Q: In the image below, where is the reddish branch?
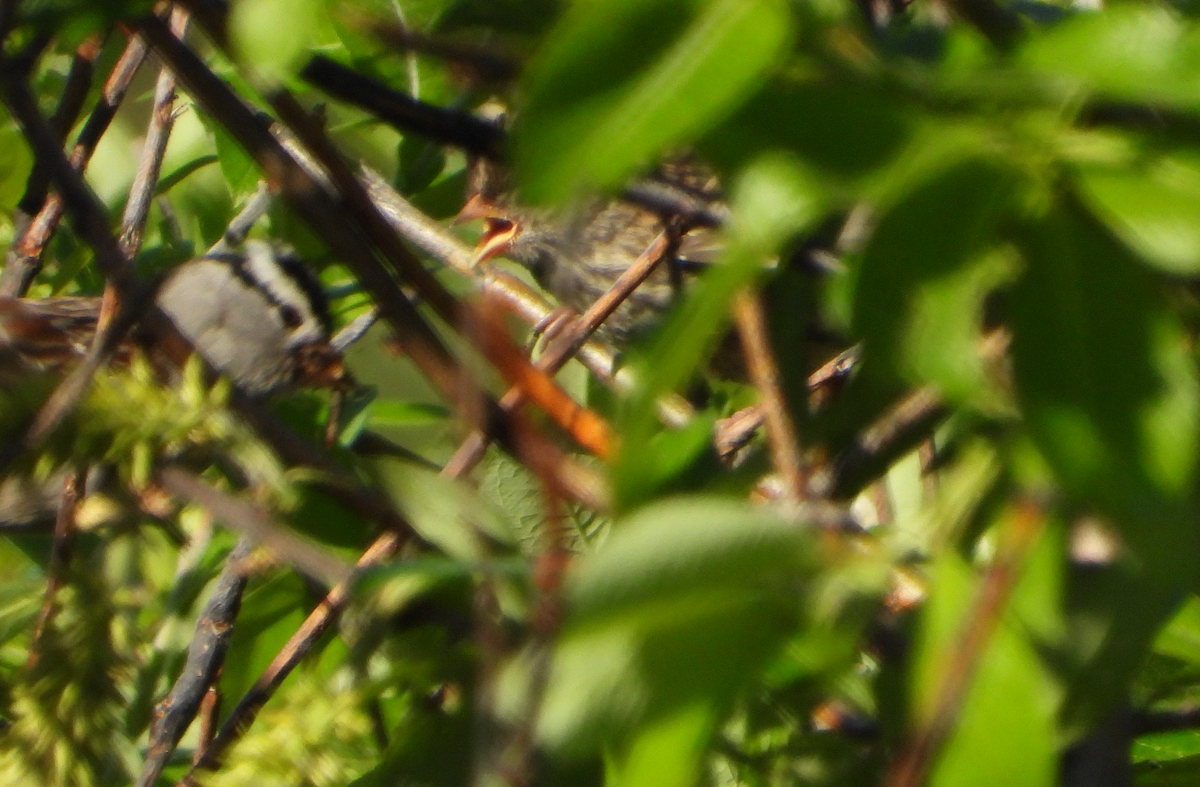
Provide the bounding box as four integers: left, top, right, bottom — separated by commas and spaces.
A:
883, 499, 1044, 787
732, 289, 806, 503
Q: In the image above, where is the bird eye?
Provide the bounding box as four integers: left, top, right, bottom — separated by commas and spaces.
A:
279, 304, 304, 328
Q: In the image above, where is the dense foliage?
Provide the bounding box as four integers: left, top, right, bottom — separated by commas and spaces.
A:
4, 0, 1200, 786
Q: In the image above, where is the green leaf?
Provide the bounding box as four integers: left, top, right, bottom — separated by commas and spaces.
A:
0, 121, 32, 213
1010, 201, 1200, 576
1135, 731, 1200, 766
520, 496, 811, 756
219, 571, 312, 713
514, 0, 793, 202
701, 81, 911, 181
1134, 752, 1200, 786
852, 158, 1018, 402
395, 135, 448, 196
1074, 151, 1200, 275
155, 153, 219, 196
1020, 5, 1200, 110
1155, 595, 1200, 666
205, 114, 261, 202
610, 702, 714, 787
369, 399, 452, 428
230, 0, 326, 83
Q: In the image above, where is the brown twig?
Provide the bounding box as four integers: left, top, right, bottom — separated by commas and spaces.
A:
821, 386, 948, 501
444, 230, 675, 478
193, 687, 221, 765
25, 469, 80, 670
1, 34, 103, 296
883, 498, 1044, 787
475, 293, 616, 459
267, 89, 460, 323
181, 529, 408, 783
732, 289, 806, 503
120, 6, 190, 260
136, 538, 254, 787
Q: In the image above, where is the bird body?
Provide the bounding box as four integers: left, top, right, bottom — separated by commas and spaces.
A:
464, 158, 725, 344
0, 241, 341, 395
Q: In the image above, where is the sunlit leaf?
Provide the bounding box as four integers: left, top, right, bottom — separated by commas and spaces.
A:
1075, 151, 1200, 274
514, 0, 793, 202
230, 0, 326, 83
1020, 5, 1200, 109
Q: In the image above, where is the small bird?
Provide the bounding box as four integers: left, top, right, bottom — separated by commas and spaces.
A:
0, 241, 344, 395
458, 157, 727, 345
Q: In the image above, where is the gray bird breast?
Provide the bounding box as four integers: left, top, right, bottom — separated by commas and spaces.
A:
156, 257, 300, 395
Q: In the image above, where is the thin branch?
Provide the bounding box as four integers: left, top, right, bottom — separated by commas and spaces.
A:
159, 467, 354, 586
120, 6, 190, 260
1, 33, 103, 296
215, 181, 271, 249
883, 498, 1044, 787
193, 687, 221, 765
182, 529, 408, 782
136, 539, 254, 787
1, 29, 146, 295
268, 89, 460, 323
25, 469, 79, 670
732, 289, 806, 504
299, 54, 505, 159
445, 229, 675, 478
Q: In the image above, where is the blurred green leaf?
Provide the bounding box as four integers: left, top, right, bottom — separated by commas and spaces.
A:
614, 153, 823, 507
1135, 730, 1200, 765
1157, 595, 1200, 666
230, 0, 326, 83
1020, 5, 1200, 110
1010, 201, 1200, 575
514, 0, 793, 202
853, 158, 1019, 403
1134, 752, 1200, 786
0, 122, 32, 213
395, 134, 448, 195
369, 399, 452, 428
1075, 151, 1200, 275
205, 115, 261, 202
701, 81, 911, 181
521, 496, 811, 759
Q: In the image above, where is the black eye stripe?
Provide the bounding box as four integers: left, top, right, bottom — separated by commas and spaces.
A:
201, 249, 330, 335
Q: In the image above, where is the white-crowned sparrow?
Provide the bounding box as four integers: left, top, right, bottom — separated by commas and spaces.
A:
0, 241, 343, 395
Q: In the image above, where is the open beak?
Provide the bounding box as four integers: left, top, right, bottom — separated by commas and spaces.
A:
455, 194, 522, 267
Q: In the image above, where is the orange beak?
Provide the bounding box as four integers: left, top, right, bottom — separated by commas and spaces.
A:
455, 194, 522, 267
